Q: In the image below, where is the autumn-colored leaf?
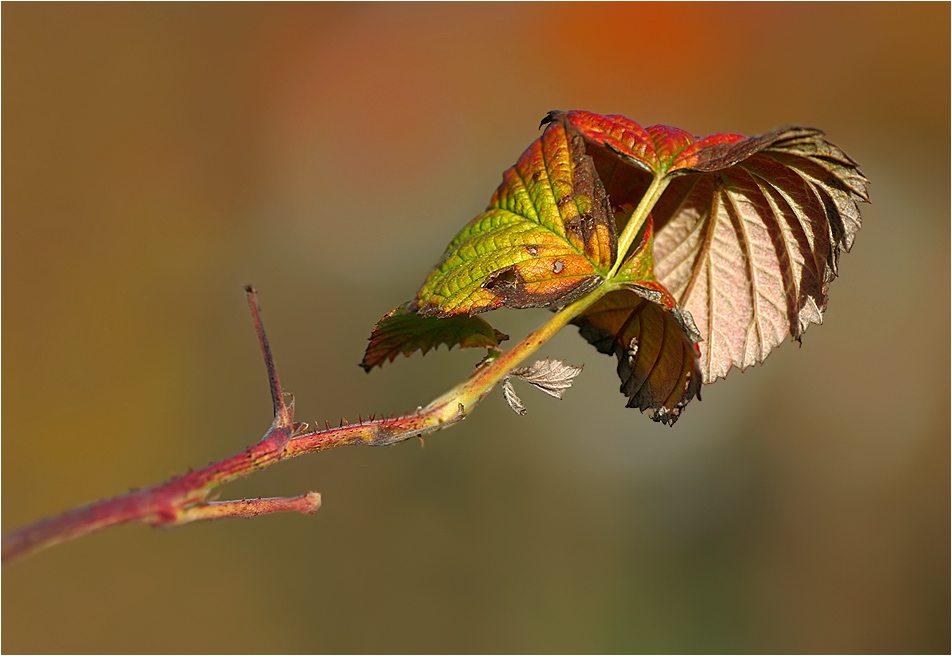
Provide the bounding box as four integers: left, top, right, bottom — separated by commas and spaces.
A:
362, 110, 866, 426
572, 287, 702, 425
571, 214, 702, 424
543, 110, 753, 178
361, 303, 508, 371
410, 120, 616, 317
551, 109, 869, 383
611, 209, 658, 285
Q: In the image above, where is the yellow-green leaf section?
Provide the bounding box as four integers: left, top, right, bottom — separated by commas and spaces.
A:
412, 120, 617, 316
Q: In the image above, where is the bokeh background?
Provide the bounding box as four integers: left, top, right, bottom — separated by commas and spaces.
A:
3, 3, 948, 653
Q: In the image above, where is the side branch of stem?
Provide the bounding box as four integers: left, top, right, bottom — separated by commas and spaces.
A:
2, 283, 609, 565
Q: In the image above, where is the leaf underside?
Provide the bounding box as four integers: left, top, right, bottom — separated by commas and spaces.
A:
555, 110, 869, 383
572, 285, 702, 425
361, 303, 508, 371
510, 358, 584, 400
503, 358, 584, 416
568, 214, 702, 424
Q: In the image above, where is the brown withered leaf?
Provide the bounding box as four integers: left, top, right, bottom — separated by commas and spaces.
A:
509, 359, 584, 399
501, 378, 527, 416
570, 214, 702, 424
502, 359, 584, 415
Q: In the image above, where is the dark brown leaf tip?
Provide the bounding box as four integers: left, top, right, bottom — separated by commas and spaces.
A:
539, 110, 560, 129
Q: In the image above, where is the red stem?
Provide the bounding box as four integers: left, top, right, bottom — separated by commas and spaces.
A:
2, 282, 594, 565
2, 400, 467, 564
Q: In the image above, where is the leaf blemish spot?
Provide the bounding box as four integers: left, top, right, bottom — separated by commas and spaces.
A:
482, 267, 519, 292
553, 260, 564, 274
628, 337, 639, 361
526, 245, 539, 256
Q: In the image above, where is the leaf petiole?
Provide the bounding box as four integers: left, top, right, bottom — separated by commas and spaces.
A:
420, 282, 613, 423
607, 173, 670, 281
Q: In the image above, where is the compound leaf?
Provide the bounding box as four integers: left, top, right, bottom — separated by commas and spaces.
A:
361, 110, 867, 426
361, 303, 508, 371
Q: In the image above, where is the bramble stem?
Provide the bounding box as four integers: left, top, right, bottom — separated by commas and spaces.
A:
2, 167, 676, 565
418, 284, 612, 422
2, 284, 612, 565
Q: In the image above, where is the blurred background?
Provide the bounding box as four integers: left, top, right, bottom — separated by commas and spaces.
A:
3, 3, 948, 652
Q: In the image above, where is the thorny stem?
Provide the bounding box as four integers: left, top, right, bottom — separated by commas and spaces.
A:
245, 285, 295, 443
2, 284, 612, 565
245, 284, 285, 419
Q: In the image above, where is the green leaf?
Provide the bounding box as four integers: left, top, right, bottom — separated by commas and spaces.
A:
361, 303, 508, 372
411, 119, 617, 316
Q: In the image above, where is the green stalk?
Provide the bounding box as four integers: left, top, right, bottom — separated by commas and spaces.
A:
426, 171, 674, 424
421, 281, 613, 422
607, 173, 670, 280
